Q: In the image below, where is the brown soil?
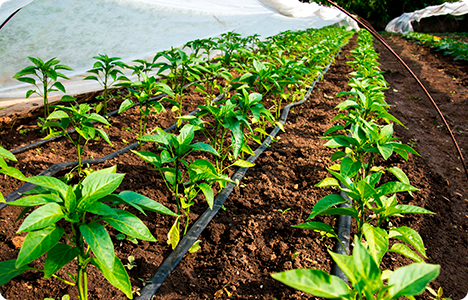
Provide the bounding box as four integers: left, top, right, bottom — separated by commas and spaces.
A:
0, 32, 467, 300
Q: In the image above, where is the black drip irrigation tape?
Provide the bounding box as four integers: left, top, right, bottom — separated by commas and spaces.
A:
332, 186, 352, 282
0, 92, 226, 211
10, 80, 200, 155
137, 48, 345, 300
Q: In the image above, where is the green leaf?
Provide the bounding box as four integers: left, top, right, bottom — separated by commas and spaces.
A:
26, 176, 68, 198
377, 182, 418, 196
17, 77, 36, 84
86, 201, 116, 216
118, 99, 134, 113
0, 146, 17, 161
362, 223, 388, 265
17, 203, 64, 233
306, 194, 347, 220
318, 207, 358, 219
118, 191, 177, 216
271, 269, 349, 298
190, 142, 219, 157
293, 221, 336, 236
331, 249, 362, 282
47, 110, 69, 120
16, 225, 64, 268
177, 124, 195, 146
330, 151, 346, 162
8, 194, 63, 207
60, 95, 76, 102
53, 82, 66, 93
315, 178, 340, 188
0, 260, 34, 285
389, 243, 424, 263
353, 239, 382, 294
79, 173, 125, 210
0, 166, 27, 181
386, 167, 409, 184
230, 159, 255, 168
389, 264, 440, 298
103, 209, 156, 241
395, 205, 434, 215
96, 128, 113, 147
88, 113, 111, 126
44, 243, 79, 278
92, 256, 133, 299
389, 226, 427, 258
377, 143, 393, 160
80, 223, 115, 270
198, 183, 214, 209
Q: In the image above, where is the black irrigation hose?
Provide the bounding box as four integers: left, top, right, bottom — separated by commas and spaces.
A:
136, 48, 344, 300
332, 185, 352, 283
0, 92, 226, 211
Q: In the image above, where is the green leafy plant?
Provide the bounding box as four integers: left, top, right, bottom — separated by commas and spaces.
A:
117, 74, 174, 146
43, 99, 113, 178
272, 238, 440, 299
0, 166, 177, 300
133, 124, 231, 249
0, 146, 27, 203
13, 57, 73, 120
84, 54, 126, 114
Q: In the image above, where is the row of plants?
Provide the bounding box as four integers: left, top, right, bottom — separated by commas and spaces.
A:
1, 26, 353, 299
272, 29, 444, 299
403, 31, 468, 61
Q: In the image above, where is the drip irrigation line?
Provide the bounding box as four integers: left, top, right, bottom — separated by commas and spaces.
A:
333, 185, 352, 283
137, 48, 343, 300
325, 0, 468, 181
0, 92, 226, 211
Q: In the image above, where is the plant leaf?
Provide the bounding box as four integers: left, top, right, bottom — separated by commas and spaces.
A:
388, 264, 440, 298
16, 225, 64, 268
0, 260, 34, 285
306, 194, 347, 220
92, 256, 133, 299
103, 209, 156, 241
17, 203, 64, 233
389, 243, 424, 263
80, 223, 114, 270
118, 191, 177, 216
8, 194, 62, 207
198, 183, 214, 209
271, 269, 349, 298
362, 223, 388, 265
26, 176, 68, 198
44, 243, 79, 278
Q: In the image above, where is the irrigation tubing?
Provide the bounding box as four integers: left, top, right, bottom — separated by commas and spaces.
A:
136, 47, 343, 300
0, 92, 226, 211
325, 0, 468, 182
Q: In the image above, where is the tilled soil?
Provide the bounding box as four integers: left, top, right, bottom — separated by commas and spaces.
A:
0, 32, 467, 300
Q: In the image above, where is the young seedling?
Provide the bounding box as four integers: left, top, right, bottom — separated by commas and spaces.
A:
117, 74, 174, 146
0, 166, 177, 300
84, 54, 126, 114
43, 98, 114, 179
272, 239, 440, 299
134, 124, 231, 249
13, 57, 73, 120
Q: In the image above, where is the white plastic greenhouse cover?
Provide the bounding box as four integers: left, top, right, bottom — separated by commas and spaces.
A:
386, 0, 468, 33
0, 0, 357, 112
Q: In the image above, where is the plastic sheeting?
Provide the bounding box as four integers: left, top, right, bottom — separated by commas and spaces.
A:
386, 0, 468, 33
0, 0, 357, 110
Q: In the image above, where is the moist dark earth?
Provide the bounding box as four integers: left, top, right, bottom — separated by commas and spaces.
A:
0, 33, 467, 299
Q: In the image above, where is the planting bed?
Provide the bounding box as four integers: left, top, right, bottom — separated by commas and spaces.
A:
0, 30, 467, 300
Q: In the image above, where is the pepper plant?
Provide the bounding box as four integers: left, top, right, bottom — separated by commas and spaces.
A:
0, 166, 177, 300
272, 239, 440, 299
117, 74, 174, 146
43, 99, 114, 179
13, 57, 73, 120
133, 124, 231, 249
84, 54, 126, 114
